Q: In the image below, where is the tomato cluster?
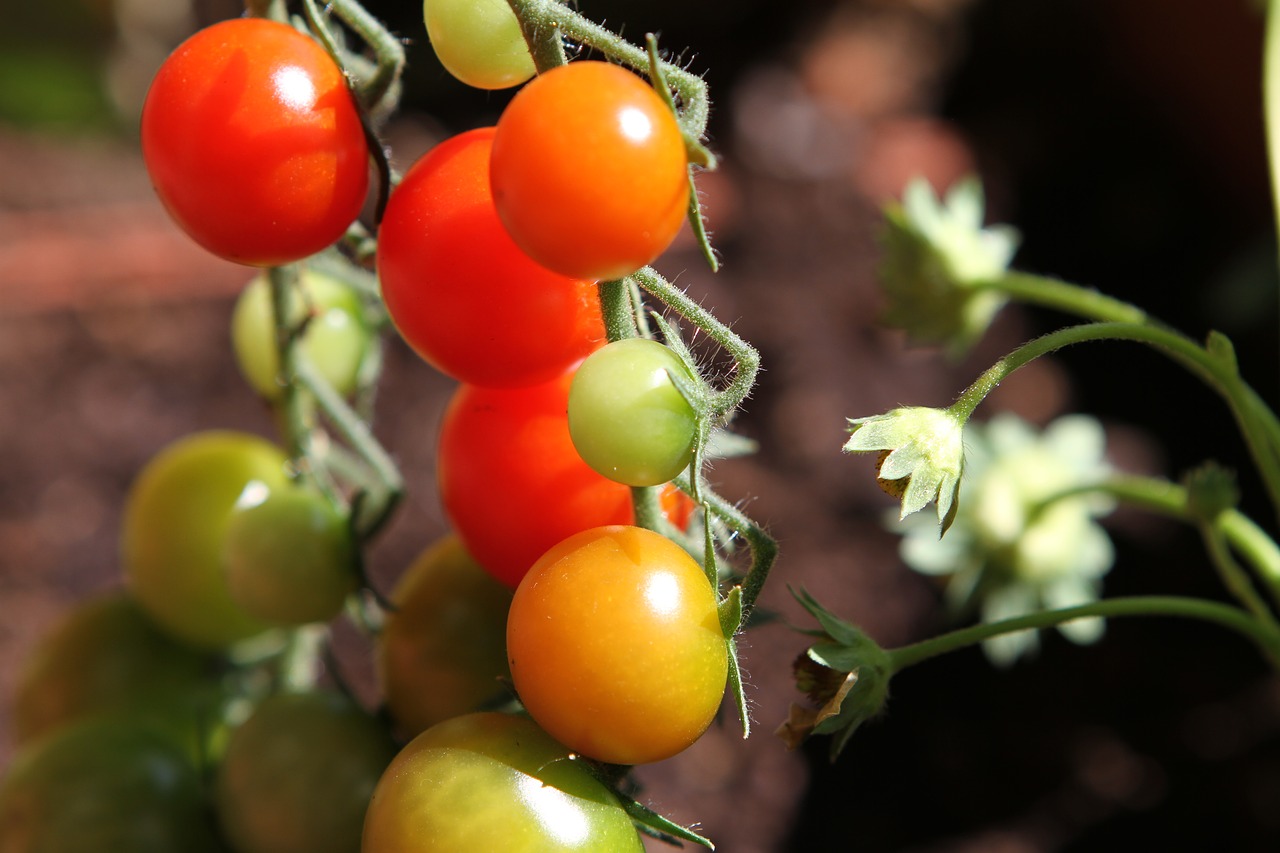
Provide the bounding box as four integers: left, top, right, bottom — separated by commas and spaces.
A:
3, 4, 738, 852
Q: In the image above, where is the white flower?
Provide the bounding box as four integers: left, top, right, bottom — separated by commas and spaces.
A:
895, 412, 1115, 665
879, 177, 1020, 357
845, 406, 966, 533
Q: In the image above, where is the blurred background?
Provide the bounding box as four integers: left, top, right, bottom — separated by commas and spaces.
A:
3, 0, 1280, 850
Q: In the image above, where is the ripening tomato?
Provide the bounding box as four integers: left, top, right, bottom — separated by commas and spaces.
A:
222, 486, 358, 626
378, 536, 514, 738
507, 525, 727, 765
377, 127, 605, 388
215, 691, 396, 853
437, 369, 634, 586
423, 0, 535, 89
122, 431, 291, 648
141, 18, 370, 266
231, 269, 371, 401
11, 592, 220, 749
362, 712, 643, 852
0, 718, 223, 853
490, 60, 690, 281
568, 337, 699, 486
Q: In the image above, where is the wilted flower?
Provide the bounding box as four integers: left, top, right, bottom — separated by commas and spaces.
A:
779, 589, 892, 760
845, 406, 966, 534
894, 412, 1115, 665
879, 177, 1020, 357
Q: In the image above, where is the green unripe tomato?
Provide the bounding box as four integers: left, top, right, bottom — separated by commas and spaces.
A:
223, 488, 357, 626
215, 691, 396, 853
362, 712, 644, 852
123, 431, 290, 648
568, 337, 699, 486
0, 718, 223, 853
11, 591, 222, 752
423, 0, 536, 90
231, 269, 369, 400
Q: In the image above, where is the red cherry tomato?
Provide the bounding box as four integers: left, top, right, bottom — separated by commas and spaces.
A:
141, 18, 370, 267
490, 60, 690, 281
437, 368, 633, 587
377, 127, 604, 387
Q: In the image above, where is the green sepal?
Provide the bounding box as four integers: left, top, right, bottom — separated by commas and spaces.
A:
622, 792, 716, 849
1205, 329, 1239, 375
726, 635, 750, 740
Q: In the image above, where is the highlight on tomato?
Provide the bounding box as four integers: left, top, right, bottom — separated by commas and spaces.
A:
377, 535, 514, 738
568, 337, 699, 486
423, 0, 536, 90
490, 60, 690, 281
362, 712, 644, 852
141, 18, 370, 267
231, 269, 371, 401
507, 525, 728, 765
122, 431, 291, 648
377, 127, 605, 388
215, 691, 396, 853
436, 368, 634, 587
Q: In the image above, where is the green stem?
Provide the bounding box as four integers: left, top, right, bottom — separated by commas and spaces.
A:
323, 0, 406, 111
980, 271, 1280, 523
294, 357, 403, 540
1067, 474, 1280, 616
1199, 522, 1278, 629
676, 473, 778, 614
948, 320, 1280, 518
598, 279, 639, 342
630, 267, 759, 422
267, 266, 311, 473
1265, 0, 1280, 273
887, 596, 1280, 672
984, 270, 1148, 325
279, 624, 328, 692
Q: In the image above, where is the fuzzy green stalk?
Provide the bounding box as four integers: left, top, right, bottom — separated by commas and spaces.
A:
977, 271, 1280, 521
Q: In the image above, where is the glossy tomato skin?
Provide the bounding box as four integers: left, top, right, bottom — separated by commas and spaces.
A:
507, 525, 727, 765
362, 712, 643, 852
122, 431, 291, 648
0, 718, 223, 853
215, 691, 396, 853
568, 337, 698, 486
378, 127, 605, 388
490, 60, 690, 281
377, 535, 514, 738
141, 18, 369, 267
437, 368, 635, 586
11, 592, 219, 749
423, 0, 535, 90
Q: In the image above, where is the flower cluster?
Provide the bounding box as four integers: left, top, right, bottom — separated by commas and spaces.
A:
894, 413, 1115, 665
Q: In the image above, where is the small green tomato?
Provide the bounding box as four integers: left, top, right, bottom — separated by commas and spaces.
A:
568, 337, 699, 487
231, 269, 369, 401
423, 0, 536, 90
223, 488, 357, 626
